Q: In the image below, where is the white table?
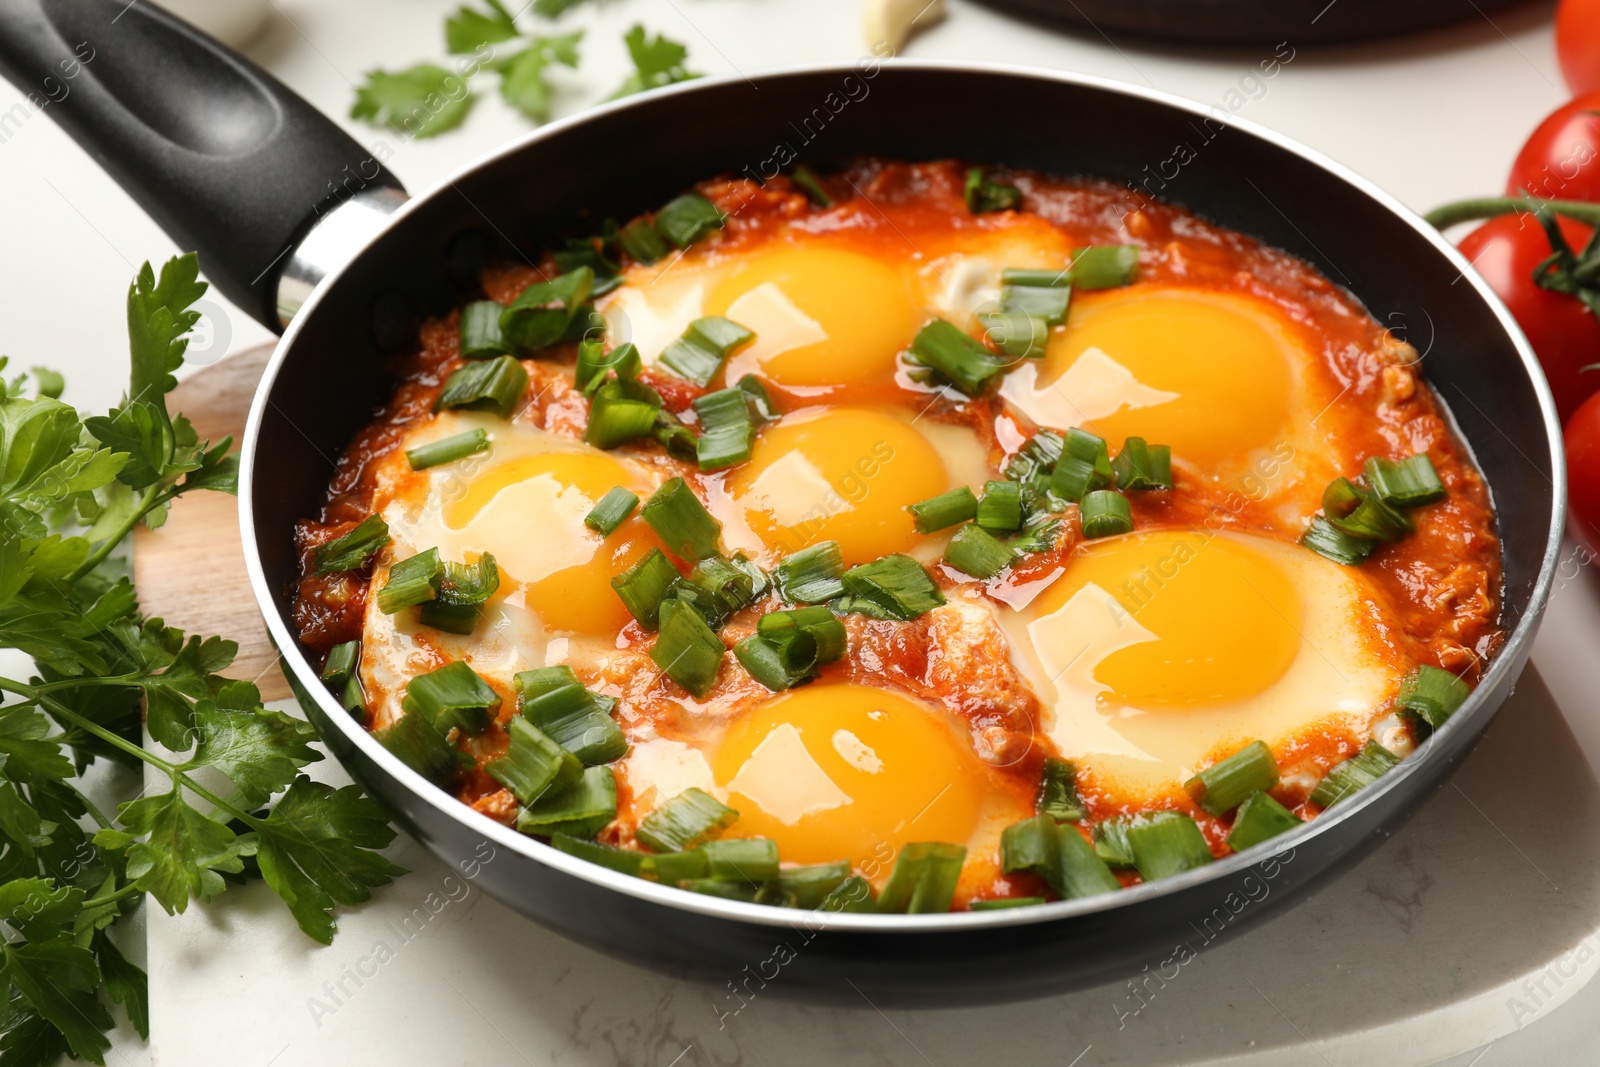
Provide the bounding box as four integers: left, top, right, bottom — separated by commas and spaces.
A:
5, 0, 1599, 1063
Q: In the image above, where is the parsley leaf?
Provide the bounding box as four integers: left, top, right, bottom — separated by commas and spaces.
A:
179, 690, 322, 808
254, 778, 404, 944
109, 788, 255, 913
351, 64, 475, 138
610, 24, 698, 99
446, 0, 520, 53
497, 32, 583, 123
0, 939, 112, 1063
532, 0, 591, 15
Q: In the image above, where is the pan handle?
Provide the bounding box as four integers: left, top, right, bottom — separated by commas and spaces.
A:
0, 0, 406, 332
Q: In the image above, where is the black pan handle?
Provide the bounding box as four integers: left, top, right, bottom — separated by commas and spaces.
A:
0, 0, 406, 331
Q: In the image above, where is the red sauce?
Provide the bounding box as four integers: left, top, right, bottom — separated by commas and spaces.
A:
290, 159, 1503, 903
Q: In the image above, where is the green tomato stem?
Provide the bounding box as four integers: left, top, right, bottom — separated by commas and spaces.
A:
1425, 196, 1600, 230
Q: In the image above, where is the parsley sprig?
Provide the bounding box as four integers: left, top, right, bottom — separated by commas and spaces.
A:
0, 254, 402, 1064
352, 0, 697, 137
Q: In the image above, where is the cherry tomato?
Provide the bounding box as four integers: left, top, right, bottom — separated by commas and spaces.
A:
1565, 390, 1600, 554
1506, 91, 1600, 202
1457, 214, 1600, 423
1560, 0, 1600, 96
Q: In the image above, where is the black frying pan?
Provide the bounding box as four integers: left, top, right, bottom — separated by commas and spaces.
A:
965, 0, 1530, 45
0, 0, 1564, 1007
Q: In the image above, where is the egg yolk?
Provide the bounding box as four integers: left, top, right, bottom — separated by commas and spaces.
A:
726, 407, 951, 565
1033, 289, 1295, 467
1030, 529, 1302, 710
705, 244, 918, 391
444, 450, 657, 635
710, 684, 986, 866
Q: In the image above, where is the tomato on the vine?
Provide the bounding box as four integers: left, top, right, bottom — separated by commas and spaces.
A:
1506, 92, 1600, 202
1558, 0, 1600, 96
1457, 214, 1600, 423
1565, 390, 1600, 554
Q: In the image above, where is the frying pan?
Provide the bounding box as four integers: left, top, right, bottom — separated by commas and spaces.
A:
964, 0, 1528, 46
0, 0, 1564, 1007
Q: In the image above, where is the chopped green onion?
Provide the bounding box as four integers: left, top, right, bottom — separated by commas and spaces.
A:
650, 598, 726, 697
970, 897, 1046, 910
964, 167, 1021, 214
693, 385, 756, 471
641, 848, 710, 884
487, 715, 583, 806
611, 547, 680, 629
1070, 246, 1139, 289
1007, 518, 1062, 556
976, 480, 1023, 532
552, 237, 622, 296
1395, 664, 1471, 732
910, 319, 1007, 397
436, 355, 528, 419
320, 640, 360, 688
1226, 791, 1301, 852
1002, 267, 1071, 288
736, 374, 777, 419
1365, 454, 1447, 508
584, 486, 639, 535
313, 514, 390, 575
515, 665, 627, 765
877, 842, 966, 914
736, 604, 848, 690
836, 554, 945, 621
377, 548, 442, 613
459, 300, 511, 359
1185, 741, 1279, 816
659, 316, 755, 387
1097, 812, 1211, 879
695, 838, 780, 882
551, 832, 645, 876
654, 192, 727, 248
516, 765, 617, 838
576, 340, 641, 395
375, 711, 466, 785
1079, 490, 1133, 539
909, 486, 978, 533
978, 311, 1049, 359
403, 661, 500, 736
418, 553, 501, 634
689, 555, 760, 618
1122, 811, 1213, 881
944, 523, 1015, 580
678, 878, 777, 902
778, 861, 851, 908
585, 377, 661, 449
1037, 757, 1085, 822
1001, 814, 1119, 900
616, 217, 668, 265
500, 267, 594, 352
1112, 437, 1173, 491
774, 541, 845, 603
1310, 739, 1400, 808
641, 478, 722, 559
1000, 285, 1071, 328
652, 407, 699, 459
1005, 429, 1065, 480
819, 874, 876, 913
790, 165, 833, 207
1330, 492, 1413, 542
407, 428, 491, 471
734, 631, 814, 691
761, 605, 845, 663
1300, 516, 1375, 566
636, 787, 738, 852
1051, 428, 1114, 503
1322, 477, 1365, 520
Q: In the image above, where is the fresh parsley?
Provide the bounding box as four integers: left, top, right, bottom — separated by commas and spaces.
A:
0, 253, 402, 1063
350, 1, 694, 136
609, 24, 699, 99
